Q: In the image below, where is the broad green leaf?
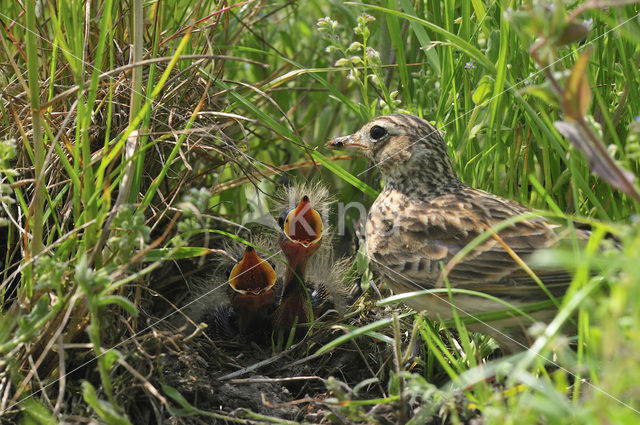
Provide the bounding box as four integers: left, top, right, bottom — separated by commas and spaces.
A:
144, 246, 212, 261
472, 75, 494, 105
19, 397, 57, 425
96, 296, 138, 316
82, 382, 132, 425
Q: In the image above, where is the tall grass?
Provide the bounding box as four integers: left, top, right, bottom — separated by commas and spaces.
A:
0, 0, 639, 423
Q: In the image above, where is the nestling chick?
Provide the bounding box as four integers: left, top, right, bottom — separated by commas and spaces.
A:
273, 193, 325, 333
227, 246, 278, 335
180, 234, 280, 341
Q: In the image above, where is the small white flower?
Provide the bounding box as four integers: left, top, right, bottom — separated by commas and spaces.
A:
365, 47, 380, 63
317, 17, 338, 33
347, 42, 363, 52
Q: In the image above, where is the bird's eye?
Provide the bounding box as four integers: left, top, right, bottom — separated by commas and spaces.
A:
277, 211, 287, 229
369, 125, 387, 140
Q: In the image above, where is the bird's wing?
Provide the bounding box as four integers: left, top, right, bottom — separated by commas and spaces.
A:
370, 188, 580, 301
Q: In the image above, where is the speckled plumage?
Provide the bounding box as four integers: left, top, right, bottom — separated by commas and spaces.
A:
328, 114, 588, 350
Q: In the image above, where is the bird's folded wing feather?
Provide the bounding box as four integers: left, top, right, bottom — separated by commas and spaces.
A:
372, 189, 577, 301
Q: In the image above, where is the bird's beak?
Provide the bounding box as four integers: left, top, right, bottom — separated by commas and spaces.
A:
325, 134, 368, 152
283, 196, 323, 247
228, 246, 277, 295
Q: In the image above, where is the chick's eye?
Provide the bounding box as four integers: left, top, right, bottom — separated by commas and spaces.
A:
278, 211, 287, 229
369, 125, 387, 140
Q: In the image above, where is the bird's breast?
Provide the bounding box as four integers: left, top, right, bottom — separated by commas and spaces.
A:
365, 190, 407, 250
365, 190, 418, 274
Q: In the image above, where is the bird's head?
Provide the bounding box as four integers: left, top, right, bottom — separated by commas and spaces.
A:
228, 246, 277, 296
326, 114, 460, 191
228, 246, 277, 334
279, 195, 323, 248
277, 195, 323, 276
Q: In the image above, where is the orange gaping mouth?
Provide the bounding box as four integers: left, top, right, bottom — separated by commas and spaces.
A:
228, 246, 277, 295
283, 196, 323, 247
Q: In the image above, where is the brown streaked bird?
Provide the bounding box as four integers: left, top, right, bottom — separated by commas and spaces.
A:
326, 114, 591, 351
227, 246, 278, 335
274, 195, 325, 333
